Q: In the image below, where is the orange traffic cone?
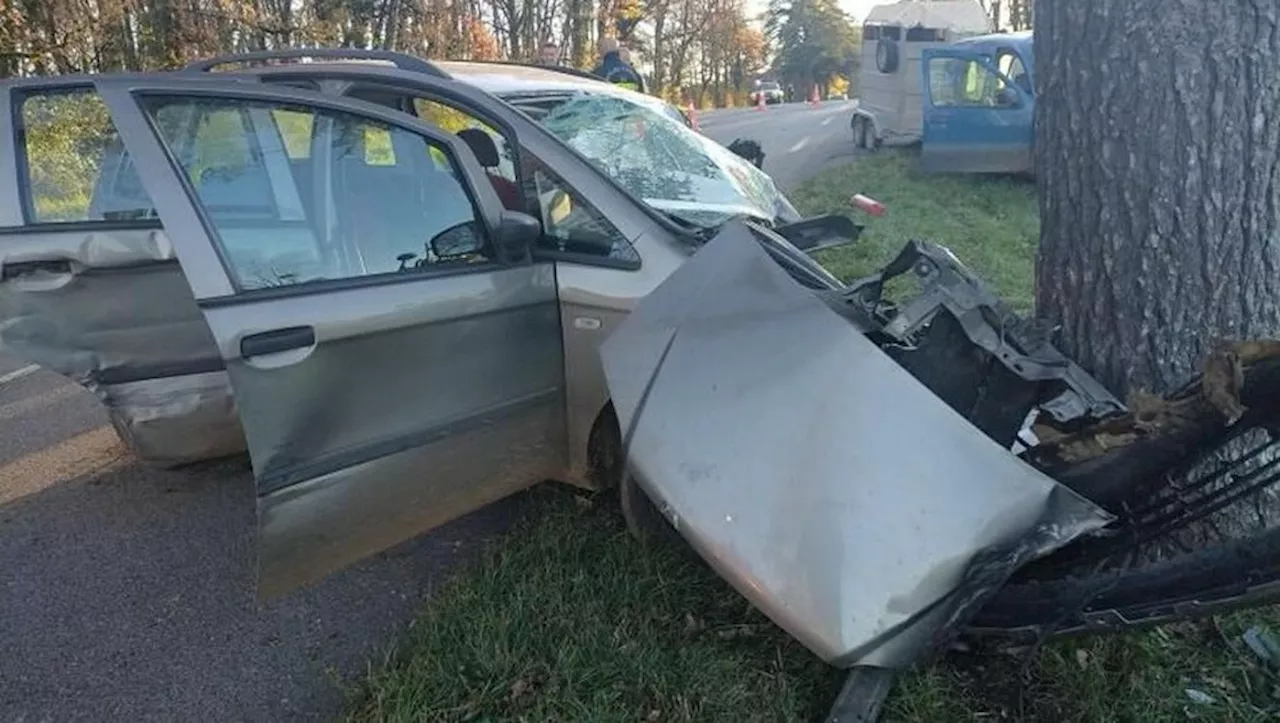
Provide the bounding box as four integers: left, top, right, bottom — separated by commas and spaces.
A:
755, 91, 767, 111
686, 101, 700, 131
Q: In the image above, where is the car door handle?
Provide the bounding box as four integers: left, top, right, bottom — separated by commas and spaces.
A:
240, 326, 316, 358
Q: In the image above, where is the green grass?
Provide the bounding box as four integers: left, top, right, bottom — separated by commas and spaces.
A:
795, 151, 1041, 312
346, 150, 1280, 722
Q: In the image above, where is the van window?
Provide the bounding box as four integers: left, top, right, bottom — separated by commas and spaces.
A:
927, 57, 1008, 108
996, 49, 1031, 94
18, 89, 157, 223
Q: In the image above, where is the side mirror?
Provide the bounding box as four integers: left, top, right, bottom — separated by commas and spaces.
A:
496, 210, 541, 261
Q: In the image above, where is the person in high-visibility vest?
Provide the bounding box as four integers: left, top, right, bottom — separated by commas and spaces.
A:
591, 37, 647, 94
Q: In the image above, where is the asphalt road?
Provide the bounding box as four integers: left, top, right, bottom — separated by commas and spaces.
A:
0, 100, 859, 722
0, 359, 525, 722
697, 99, 859, 191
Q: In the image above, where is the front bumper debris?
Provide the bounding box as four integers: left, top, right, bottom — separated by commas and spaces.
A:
601, 221, 1114, 668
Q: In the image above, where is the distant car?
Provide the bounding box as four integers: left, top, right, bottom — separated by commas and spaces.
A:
751, 81, 785, 105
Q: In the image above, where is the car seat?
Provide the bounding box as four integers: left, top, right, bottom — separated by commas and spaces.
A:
456, 128, 522, 211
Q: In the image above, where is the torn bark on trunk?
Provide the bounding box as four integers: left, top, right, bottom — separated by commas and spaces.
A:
1034, 0, 1280, 400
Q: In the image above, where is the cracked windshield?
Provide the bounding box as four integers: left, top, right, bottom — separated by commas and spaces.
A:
532, 92, 798, 228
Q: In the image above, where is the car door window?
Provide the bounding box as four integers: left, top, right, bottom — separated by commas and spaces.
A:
17, 88, 157, 223
928, 57, 1011, 108
136, 95, 492, 292
996, 49, 1032, 95
410, 96, 524, 212
526, 157, 640, 267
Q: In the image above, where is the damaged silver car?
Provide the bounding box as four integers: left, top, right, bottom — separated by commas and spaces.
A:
7, 51, 1280, 694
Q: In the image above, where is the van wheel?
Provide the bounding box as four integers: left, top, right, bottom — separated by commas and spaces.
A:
619, 471, 680, 544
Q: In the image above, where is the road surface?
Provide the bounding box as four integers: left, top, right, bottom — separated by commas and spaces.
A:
0, 99, 859, 722
697, 99, 859, 191
0, 359, 525, 721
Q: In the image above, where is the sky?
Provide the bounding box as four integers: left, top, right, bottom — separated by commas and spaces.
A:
743, 0, 880, 26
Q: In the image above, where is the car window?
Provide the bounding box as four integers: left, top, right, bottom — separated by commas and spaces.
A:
928, 57, 1010, 108
137, 95, 492, 292
17, 88, 157, 223
412, 97, 516, 183
996, 49, 1031, 94
526, 157, 639, 265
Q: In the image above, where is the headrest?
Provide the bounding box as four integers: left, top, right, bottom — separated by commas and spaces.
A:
456, 128, 500, 168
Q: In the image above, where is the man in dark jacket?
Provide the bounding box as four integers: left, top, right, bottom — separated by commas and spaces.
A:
537, 42, 560, 66
591, 37, 647, 93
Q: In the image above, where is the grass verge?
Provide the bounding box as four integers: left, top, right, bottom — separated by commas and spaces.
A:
346, 150, 1280, 722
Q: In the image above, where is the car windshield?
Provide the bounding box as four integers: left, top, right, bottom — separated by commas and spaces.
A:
503, 90, 798, 229
760, 82, 780, 90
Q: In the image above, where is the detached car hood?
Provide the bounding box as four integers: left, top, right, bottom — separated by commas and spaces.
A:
600, 222, 1113, 667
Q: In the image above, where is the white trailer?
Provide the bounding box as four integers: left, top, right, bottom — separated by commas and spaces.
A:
851, 0, 992, 149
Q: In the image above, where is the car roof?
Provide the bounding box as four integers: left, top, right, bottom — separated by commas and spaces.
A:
951, 30, 1033, 50
434, 60, 622, 95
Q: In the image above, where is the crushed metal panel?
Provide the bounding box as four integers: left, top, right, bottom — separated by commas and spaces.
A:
99, 372, 245, 467
600, 221, 1114, 668
0, 227, 245, 465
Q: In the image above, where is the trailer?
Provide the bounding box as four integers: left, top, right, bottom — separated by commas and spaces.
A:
850, 0, 992, 149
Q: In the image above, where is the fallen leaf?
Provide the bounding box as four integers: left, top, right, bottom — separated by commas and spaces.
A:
1185, 688, 1215, 705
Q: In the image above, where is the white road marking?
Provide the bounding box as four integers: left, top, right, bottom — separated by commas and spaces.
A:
788, 137, 810, 152
821, 116, 834, 126
0, 364, 38, 388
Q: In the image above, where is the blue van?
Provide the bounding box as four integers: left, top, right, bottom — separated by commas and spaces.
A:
919, 30, 1034, 174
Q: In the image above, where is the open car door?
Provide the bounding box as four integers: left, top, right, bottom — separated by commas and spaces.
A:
0, 75, 256, 465
93, 77, 567, 596
920, 49, 1033, 174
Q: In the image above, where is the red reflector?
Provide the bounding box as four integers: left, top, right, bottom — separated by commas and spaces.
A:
851, 194, 887, 217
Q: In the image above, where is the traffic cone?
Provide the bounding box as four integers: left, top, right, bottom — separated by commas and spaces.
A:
755, 91, 767, 111
809, 86, 821, 108
686, 100, 700, 131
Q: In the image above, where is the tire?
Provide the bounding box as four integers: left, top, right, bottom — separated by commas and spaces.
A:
619, 471, 680, 544
856, 117, 871, 149
875, 38, 900, 74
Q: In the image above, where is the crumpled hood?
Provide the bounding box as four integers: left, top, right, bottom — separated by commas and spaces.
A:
599, 221, 1113, 667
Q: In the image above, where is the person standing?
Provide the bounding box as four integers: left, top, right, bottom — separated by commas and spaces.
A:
591, 37, 646, 93
537, 42, 560, 66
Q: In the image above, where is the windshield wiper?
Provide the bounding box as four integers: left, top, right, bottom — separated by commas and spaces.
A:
661, 210, 758, 245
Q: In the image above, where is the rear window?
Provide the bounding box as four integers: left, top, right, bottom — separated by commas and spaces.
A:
17, 88, 157, 224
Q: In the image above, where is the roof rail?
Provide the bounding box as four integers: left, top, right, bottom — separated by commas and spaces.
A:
458, 60, 604, 83
182, 48, 452, 78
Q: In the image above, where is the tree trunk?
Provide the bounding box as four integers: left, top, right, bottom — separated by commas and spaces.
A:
1034, 0, 1280, 401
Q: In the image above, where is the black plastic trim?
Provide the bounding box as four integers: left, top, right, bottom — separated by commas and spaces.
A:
94, 357, 226, 386
241, 326, 315, 358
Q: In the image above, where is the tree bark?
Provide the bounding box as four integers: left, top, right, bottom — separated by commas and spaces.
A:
1034, 0, 1280, 400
